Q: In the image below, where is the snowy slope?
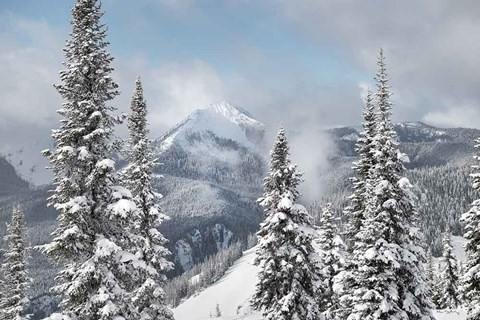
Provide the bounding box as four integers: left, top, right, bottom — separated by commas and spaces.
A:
174, 243, 468, 320
173, 247, 262, 320
433, 309, 467, 320
451, 235, 467, 262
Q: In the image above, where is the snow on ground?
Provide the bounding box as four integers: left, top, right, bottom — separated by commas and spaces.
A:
451, 235, 467, 262
174, 238, 469, 320
173, 247, 262, 320
434, 309, 467, 320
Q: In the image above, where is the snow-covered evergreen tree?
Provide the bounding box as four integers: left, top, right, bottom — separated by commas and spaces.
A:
251, 128, 323, 320
0, 205, 31, 320
316, 203, 345, 319
425, 248, 441, 308
342, 49, 434, 320
426, 248, 434, 286
344, 89, 376, 244
334, 89, 376, 320
41, 1, 141, 318
122, 77, 174, 320
437, 228, 460, 309
461, 137, 480, 319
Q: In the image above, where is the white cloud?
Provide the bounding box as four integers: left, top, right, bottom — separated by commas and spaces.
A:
0, 11, 63, 129
271, 0, 480, 128
113, 57, 227, 138
423, 105, 480, 129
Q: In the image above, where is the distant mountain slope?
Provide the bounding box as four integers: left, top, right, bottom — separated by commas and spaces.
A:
322, 122, 480, 255
0, 155, 29, 197
1, 135, 53, 186
153, 101, 267, 273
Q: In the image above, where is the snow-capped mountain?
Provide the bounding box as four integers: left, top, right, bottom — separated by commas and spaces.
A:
153, 101, 267, 273
159, 101, 265, 151
154, 101, 266, 187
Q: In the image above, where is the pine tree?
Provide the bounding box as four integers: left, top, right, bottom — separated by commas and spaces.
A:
437, 228, 460, 309
122, 77, 174, 320
345, 89, 376, 245
316, 203, 345, 319
41, 1, 141, 318
0, 205, 31, 320
343, 49, 434, 320
461, 137, 480, 319
251, 128, 322, 320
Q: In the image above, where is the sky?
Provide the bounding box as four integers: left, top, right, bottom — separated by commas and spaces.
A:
1, 0, 480, 184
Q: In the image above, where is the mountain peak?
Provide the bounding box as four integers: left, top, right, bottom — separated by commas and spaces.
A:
157, 102, 265, 151
200, 101, 261, 128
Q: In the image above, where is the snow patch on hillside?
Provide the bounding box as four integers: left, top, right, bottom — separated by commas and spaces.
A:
173, 247, 262, 320
433, 309, 467, 320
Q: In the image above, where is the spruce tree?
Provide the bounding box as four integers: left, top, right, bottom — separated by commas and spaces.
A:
343, 49, 434, 320
461, 137, 480, 319
345, 89, 376, 245
426, 249, 441, 309
334, 89, 376, 320
41, 1, 140, 318
437, 228, 460, 309
251, 128, 322, 320
0, 205, 30, 320
122, 77, 174, 320
316, 203, 345, 319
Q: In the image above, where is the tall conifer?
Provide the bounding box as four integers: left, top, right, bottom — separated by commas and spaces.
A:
342, 50, 433, 320
438, 228, 460, 309
41, 1, 140, 318
122, 78, 174, 320
251, 128, 322, 320
0, 205, 30, 320
461, 137, 480, 319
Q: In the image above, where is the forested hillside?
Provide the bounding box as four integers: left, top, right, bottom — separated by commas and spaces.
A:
318, 122, 479, 255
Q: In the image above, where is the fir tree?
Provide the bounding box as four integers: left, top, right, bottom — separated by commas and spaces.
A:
251, 128, 322, 320
343, 49, 434, 320
122, 77, 174, 320
345, 89, 376, 245
437, 228, 460, 309
0, 205, 31, 320
41, 1, 140, 318
461, 137, 480, 319
316, 203, 345, 319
